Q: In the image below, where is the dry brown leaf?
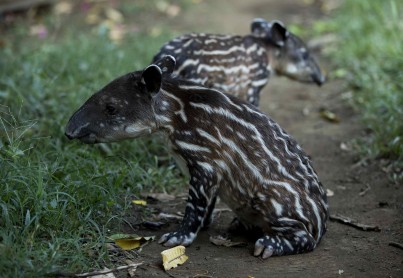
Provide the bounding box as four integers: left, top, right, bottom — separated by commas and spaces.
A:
161, 246, 188, 271
109, 234, 155, 250
319, 109, 340, 123
143, 192, 176, 202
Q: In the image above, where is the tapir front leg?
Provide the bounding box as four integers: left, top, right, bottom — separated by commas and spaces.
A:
158, 168, 217, 247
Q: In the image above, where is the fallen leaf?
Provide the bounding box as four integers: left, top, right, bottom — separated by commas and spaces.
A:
326, 189, 334, 197
161, 245, 188, 271
209, 235, 247, 247
340, 142, 350, 151
143, 192, 176, 202
124, 260, 138, 277
132, 200, 147, 206
319, 108, 340, 123
141, 221, 167, 230
109, 234, 155, 250
157, 212, 183, 221
302, 107, 310, 116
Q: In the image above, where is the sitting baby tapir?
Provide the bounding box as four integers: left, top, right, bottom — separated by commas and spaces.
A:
65, 56, 328, 258
152, 18, 325, 106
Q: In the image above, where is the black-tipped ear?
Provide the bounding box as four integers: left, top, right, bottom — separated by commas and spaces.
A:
141, 65, 162, 94
153, 55, 176, 75
251, 18, 269, 37
269, 20, 289, 47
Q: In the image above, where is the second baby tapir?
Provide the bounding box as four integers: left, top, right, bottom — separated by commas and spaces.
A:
153, 19, 325, 106
65, 56, 328, 258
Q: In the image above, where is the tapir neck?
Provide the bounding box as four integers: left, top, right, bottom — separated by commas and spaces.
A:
153, 88, 185, 134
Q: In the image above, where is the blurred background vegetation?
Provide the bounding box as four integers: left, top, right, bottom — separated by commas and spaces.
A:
0, 0, 402, 276
328, 0, 403, 177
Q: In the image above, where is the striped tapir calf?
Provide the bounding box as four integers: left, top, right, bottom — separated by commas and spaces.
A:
65, 56, 328, 258
153, 19, 325, 106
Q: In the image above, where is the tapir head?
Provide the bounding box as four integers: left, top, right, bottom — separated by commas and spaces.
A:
251, 18, 325, 86
65, 56, 176, 144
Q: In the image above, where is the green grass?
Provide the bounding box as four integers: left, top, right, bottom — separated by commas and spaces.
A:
0, 3, 187, 276
327, 0, 403, 180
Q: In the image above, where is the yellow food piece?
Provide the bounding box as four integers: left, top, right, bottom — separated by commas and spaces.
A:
161, 245, 188, 270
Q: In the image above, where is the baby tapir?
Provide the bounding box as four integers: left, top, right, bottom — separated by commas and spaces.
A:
65, 56, 328, 258
152, 19, 325, 106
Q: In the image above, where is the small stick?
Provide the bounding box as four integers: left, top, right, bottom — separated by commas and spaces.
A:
75, 262, 143, 277
329, 214, 381, 232
359, 183, 371, 196
389, 242, 403, 250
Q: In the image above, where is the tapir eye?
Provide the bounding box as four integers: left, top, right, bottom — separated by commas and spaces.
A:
105, 104, 117, 115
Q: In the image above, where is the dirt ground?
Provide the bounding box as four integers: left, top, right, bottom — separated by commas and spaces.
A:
128, 0, 403, 277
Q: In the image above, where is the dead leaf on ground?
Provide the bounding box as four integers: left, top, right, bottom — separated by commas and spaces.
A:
108, 234, 155, 250
340, 142, 351, 152
209, 235, 247, 247
319, 108, 340, 123
157, 212, 183, 221
132, 200, 147, 206
326, 189, 334, 197
141, 221, 167, 230
161, 245, 188, 271
142, 192, 176, 202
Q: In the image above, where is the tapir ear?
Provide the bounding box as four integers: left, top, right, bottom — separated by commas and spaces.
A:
251, 18, 269, 37
269, 20, 289, 47
153, 55, 176, 75
141, 65, 162, 94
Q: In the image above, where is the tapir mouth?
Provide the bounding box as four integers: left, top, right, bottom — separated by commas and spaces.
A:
65, 131, 98, 144
76, 133, 99, 144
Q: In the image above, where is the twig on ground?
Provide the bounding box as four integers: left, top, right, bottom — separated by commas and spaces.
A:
359, 183, 371, 196
389, 242, 403, 250
75, 262, 143, 277
329, 214, 381, 232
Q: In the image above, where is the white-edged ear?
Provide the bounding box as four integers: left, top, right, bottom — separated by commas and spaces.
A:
251, 18, 269, 37
269, 20, 289, 47
153, 55, 176, 75
141, 65, 162, 94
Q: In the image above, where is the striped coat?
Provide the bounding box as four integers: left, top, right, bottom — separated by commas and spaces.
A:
65, 56, 328, 258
